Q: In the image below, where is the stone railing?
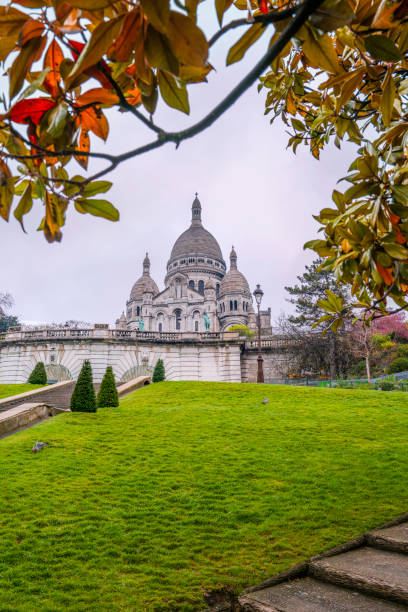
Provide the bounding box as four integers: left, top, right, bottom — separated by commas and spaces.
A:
244, 337, 301, 350
1, 328, 240, 344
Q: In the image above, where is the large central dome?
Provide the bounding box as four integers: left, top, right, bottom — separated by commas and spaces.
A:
169, 195, 224, 262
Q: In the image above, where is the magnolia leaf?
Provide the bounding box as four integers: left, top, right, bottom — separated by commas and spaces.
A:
76, 88, 119, 106
0, 6, 28, 38
63, 0, 116, 7
43, 39, 64, 98
9, 97, 56, 125
75, 198, 119, 221
77, 107, 109, 140
383, 243, 408, 259
81, 181, 112, 197
9, 35, 46, 99
43, 192, 63, 243
300, 24, 342, 75
47, 103, 69, 138
0, 160, 13, 222
145, 25, 179, 75
74, 129, 90, 170
392, 185, 408, 205
66, 16, 125, 87
310, 0, 354, 31
380, 68, 396, 128
216, 0, 234, 25
19, 19, 44, 46
167, 11, 208, 67
13, 183, 32, 232
108, 9, 142, 63
15, 68, 51, 103
157, 70, 190, 114
141, 0, 170, 32
227, 23, 265, 65
364, 35, 402, 61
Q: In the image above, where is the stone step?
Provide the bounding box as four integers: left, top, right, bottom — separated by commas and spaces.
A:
367, 524, 408, 554
309, 547, 408, 605
239, 577, 407, 611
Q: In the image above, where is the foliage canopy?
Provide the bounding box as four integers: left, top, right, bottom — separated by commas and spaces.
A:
0, 0, 407, 320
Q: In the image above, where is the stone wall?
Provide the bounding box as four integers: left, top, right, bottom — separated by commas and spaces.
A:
0, 337, 242, 384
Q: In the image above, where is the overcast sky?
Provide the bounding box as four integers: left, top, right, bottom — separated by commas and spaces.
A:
0, 4, 356, 326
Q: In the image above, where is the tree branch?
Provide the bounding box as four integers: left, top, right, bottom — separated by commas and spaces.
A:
209, 2, 304, 47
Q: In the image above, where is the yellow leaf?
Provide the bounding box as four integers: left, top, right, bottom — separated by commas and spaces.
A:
167, 11, 208, 67
286, 89, 296, 115
227, 23, 265, 66
145, 25, 179, 75
157, 69, 190, 114
216, 0, 234, 25
380, 67, 396, 127
141, 0, 170, 33
300, 23, 343, 75
0, 6, 28, 38
341, 238, 352, 252
9, 35, 46, 99
336, 67, 365, 112
66, 15, 125, 87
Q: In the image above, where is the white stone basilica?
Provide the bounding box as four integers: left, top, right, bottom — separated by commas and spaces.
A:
117, 195, 271, 334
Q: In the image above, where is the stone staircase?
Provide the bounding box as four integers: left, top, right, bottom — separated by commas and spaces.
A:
0, 381, 76, 413
239, 517, 408, 611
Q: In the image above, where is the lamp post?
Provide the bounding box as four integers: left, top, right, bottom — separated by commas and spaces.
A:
253, 284, 264, 383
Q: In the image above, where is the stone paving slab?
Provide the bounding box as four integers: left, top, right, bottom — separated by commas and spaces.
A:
239, 577, 407, 611
310, 547, 408, 604
368, 524, 408, 553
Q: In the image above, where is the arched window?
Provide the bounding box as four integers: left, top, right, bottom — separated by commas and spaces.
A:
198, 280, 204, 294
189, 280, 195, 290
229, 300, 233, 311
136, 306, 140, 316
158, 323, 162, 332
216, 283, 220, 296
195, 321, 199, 332
157, 313, 164, 332
234, 300, 238, 311
175, 279, 182, 298
175, 309, 182, 330
127, 309, 132, 319
223, 303, 225, 312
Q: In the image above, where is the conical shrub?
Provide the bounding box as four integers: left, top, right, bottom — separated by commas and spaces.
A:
28, 362, 47, 385
70, 360, 96, 412
97, 366, 119, 407
152, 359, 165, 382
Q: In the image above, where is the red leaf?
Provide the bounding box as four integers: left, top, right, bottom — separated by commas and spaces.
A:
68, 38, 112, 88
10, 98, 56, 124
259, 0, 268, 13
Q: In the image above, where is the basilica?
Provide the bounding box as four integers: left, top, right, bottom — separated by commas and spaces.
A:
117, 195, 271, 334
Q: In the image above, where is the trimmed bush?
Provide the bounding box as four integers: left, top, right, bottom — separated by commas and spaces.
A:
397, 344, 408, 358
70, 360, 96, 412
388, 357, 408, 374
152, 359, 165, 383
28, 362, 47, 385
97, 366, 119, 407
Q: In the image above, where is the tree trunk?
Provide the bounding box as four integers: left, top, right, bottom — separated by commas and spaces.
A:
364, 328, 371, 383
328, 331, 336, 380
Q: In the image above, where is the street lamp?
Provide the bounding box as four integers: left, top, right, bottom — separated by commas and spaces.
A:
253, 284, 264, 383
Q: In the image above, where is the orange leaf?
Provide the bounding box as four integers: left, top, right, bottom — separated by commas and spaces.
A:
390, 211, 400, 224
108, 9, 143, 62
77, 106, 109, 140
56, 7, 82, 33
396, 227, 406, 244
376, 262, 395, 285
341, 238, 352, 253
76, 87, 119, 106
19, 19, 45, 46
44, 39, 64, 98
125, 86, 142, 105
75, 129, 90, 169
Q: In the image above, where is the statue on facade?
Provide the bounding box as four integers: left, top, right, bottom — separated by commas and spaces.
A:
203, 312, 210, 331
138, 317, 144, 331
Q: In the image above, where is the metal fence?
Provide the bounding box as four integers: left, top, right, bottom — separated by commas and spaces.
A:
264, 370, 408, 390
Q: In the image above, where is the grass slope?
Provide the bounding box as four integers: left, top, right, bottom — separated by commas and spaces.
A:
0, 382, 408, 611
0, 384, 44, 399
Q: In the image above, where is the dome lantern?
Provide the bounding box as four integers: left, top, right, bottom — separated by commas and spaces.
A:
191, 193, 202, 226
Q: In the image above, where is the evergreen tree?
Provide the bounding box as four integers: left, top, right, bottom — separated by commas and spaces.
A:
283, 258, 354, 379
97, 366, 119, 407
0, 315, 19, 333
152, 359, 165, 382
70, 360, 96, 413
28, 362, 47, 385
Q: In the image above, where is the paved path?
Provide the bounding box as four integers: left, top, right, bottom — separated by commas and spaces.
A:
239, 516, 408, 611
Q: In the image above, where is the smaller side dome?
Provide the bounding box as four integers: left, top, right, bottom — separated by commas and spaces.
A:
219, 247, 251, 298
130, 253, 159, 301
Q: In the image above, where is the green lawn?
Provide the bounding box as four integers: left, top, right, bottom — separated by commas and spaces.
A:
0, 383, 45, 399
0, 381, 408, 611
